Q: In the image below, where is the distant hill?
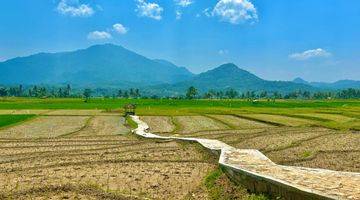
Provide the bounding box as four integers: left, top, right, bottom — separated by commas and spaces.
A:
292, 77, 360, 89
149, 63, 314, 95
1, 44, 358, 96
293, 77, 309, 85
0, 44, 194, 86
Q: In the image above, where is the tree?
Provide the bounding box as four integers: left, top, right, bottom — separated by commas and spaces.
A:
135, 89, 140, 98
225, 88, 238, 99
83, 89, 92, 102
259, 91, 268, 98
129, 88, 135, 98
216, 91, 224, 99
18, 85, 23, 97
117, 90, 123, 98
123, 91, 129, 98
186, 86, 198, 99
65, 84, 71, 97
58, 88, 63, 98
302, 91, 311, 99
0, 88, 7, 97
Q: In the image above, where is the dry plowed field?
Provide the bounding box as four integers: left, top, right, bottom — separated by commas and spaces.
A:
169, 116, 229, 134
140, 116, 175, 133
0, 116, 89, 138
238, 114, 316, 126
0, 115, 219, 199
142, 114, 360, 173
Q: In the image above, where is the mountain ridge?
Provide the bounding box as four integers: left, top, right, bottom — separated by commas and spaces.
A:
0, 44, 194, 86
149, 63, 314, 95
0, 44, 359, 96
292, 77, 360, 89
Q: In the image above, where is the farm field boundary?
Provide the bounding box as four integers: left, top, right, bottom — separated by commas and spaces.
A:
131, 115, 360, 200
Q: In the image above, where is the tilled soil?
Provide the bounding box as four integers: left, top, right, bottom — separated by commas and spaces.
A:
172, 116, 229, 134
239, 114, 316, 127
145, 115, 360, 173
0, 116, 218, 199
141, 116, 175, 133
0, 116, 89, 139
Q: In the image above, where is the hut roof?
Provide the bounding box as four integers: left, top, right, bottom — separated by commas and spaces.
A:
123, 104, 136, 109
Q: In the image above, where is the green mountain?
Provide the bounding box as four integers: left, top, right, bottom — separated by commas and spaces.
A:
2, 43, 356, 96
293, 78, 360, 89
148, 63, 314, 95
0, 44, 194, 86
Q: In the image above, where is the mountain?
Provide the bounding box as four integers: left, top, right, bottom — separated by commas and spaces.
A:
293, 77, 309, 85
0, 44, 194, 86
149, 63, 314, 95
292, 78, 360, 89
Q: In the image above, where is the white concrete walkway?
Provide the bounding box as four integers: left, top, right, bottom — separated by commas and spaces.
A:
131, 116, 360, 200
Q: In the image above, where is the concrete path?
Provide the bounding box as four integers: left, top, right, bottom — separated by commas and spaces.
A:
131, 116, 360, 200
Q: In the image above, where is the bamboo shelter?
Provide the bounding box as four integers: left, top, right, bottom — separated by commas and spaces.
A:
123, 104, 136, 116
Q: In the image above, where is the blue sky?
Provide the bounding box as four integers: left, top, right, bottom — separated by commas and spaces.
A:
0, 0, 359, 82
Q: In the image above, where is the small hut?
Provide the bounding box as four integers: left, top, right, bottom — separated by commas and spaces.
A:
123, 104, 136, 116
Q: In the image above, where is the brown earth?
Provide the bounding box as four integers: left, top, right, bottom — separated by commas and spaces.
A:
0, 116, 222, 199
143, 115, 360, 173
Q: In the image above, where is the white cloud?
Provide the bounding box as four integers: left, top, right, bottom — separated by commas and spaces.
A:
56, 0, 94, 17
175, 0, 193, 7
175, 10, 182, 20
174, 0, 193, 20
219, 49, 229, 55
135, 0, 163, 20
211, 0, 258, 24
87, 31, 112, 40
202, 8, 212, 17
113, 23, 128, 34
289, 48, 332, 60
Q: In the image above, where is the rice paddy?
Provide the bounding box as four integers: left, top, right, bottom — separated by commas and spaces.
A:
0, 98, 359, 199
0, 112, 250, 199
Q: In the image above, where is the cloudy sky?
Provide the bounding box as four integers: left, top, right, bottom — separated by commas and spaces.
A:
0, 0, 359, 82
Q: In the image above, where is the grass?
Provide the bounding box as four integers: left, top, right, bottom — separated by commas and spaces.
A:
125, 116, 138, 129
0, 114, 35, 128
0, 97, 359, 130
0, 97, 359, 110
204, 168, 270, 200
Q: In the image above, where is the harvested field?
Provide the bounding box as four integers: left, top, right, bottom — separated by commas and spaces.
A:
45, 109, 119, 116
0, 135, 217, 199
208, 114, 272, 129
173, 116, 229, 134
0, 114, 240, 200
141, 116, 175, 133
0, 110, 49, 115
231, 127, 335, 152
0, 116, 89, 139
296, 113, 355, 122
267, 132, 360, 172
71, 116, 129, 137
239, 114, 316, 126
145, 115, 360, 173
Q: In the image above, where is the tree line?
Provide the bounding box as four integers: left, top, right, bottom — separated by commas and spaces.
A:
0, 85, 142, 99
185, 87, 360, 100
0, 84, 360, 100
0, 85, 75, 98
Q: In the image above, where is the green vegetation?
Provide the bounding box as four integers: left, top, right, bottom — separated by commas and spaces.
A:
0, 98, 359, 130
204, 168, 269, 200
0, 115, 35, 128
125, 116, 138, 129
301, 151, 313, 158
1, 97, 359, 110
